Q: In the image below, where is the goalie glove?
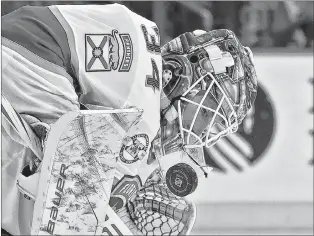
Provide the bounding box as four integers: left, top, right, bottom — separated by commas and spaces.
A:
115, 169, 196, 236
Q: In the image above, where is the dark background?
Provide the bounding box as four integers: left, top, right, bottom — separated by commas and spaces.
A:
2, 1, 313, 49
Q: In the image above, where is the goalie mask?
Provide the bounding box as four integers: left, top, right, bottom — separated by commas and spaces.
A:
161, 29, 257, 149
149, 29, 257, 197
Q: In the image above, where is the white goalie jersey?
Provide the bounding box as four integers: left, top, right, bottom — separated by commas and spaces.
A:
2, 3, 170, 235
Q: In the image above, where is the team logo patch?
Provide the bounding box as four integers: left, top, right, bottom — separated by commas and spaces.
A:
119, 134, 149, 164
85, 30, 133, 72
109, 175, 142, 211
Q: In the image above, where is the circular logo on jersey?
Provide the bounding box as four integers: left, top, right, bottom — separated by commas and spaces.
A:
119, 134, 149, 164
204, 83, 276, 173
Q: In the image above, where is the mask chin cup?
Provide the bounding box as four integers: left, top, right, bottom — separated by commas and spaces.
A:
206, 121, 239, 146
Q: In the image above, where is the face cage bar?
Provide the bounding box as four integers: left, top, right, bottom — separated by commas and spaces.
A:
177, 72, 239, 149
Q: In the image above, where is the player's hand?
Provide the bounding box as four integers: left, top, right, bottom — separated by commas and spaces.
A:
113, 168, 196, 235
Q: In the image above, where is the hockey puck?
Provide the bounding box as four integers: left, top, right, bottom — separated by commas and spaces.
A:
165, 163, 198, 197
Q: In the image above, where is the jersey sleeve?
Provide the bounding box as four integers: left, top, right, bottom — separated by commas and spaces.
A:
1, 5, 79, 91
